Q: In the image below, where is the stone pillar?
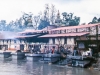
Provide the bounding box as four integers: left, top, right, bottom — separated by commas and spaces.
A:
61, 38, 64, 45
55, 38, 59, 44
24, 44, 27, 52
8, 40, 10, 50
67, 38, 74, 45
1, 40, 3, 50
24, 43, 29, 52
40, 44, 44, 53
67, 37, 75, 52
49, 38, 53, 44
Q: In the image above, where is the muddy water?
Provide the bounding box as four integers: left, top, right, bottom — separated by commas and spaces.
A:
0, 59, 100, 75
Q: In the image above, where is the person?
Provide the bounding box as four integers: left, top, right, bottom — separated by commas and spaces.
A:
51, 47, 55, 54
31, 47, 34, 53
73, 47, 78, 56
49, 48, 52, 53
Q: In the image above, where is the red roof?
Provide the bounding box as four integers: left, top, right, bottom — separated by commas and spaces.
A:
18, 25, 56, 34
18, 29, 43, 34
17, 23, 100, 34
39, 32, 89, 38
15, 35, 37, 38
49, 23, 100, 31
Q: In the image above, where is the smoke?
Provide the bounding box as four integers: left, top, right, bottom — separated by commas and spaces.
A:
0, 31, 18, 39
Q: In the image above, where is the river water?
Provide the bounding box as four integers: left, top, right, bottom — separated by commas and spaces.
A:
0, 58, 100, 75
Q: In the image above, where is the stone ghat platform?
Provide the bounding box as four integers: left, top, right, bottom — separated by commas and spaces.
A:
0, 50, 26, 60
25, 53, 61, 64
0, 51, 61, 64
67, 55, 97, 68
0, 51, 12, 59
0, 50, 97, 68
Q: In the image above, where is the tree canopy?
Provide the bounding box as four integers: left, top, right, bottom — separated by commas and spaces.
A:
2, 4, 97, 32
38, 20, 50, 30
88, 16, 100, 24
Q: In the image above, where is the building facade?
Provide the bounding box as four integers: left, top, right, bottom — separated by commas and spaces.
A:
40, 23, 100, 52
0, 23, 100, 53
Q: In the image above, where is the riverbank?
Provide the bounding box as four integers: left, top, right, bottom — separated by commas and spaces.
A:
0, 50, 99, 69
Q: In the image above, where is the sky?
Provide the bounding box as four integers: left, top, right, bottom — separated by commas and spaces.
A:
0, 0, 100, 24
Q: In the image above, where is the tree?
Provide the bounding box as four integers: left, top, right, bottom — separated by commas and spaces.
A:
38, 4, 51, 30
62, 12, 67, 21
38, 20, 50, 30
0, 20, 6, 31
22, 12, 33, 28
55, 10, 62, 26
17, 18, 23, 29
69, 19, 76, 26
92, 17, 98, 24
98, 18, 100, 23
50, 4, 56, 25
61, 12, 80, 26
22, 13, 29, 27
88, 16, 100, 24
43, 4, 49, 22
6, 21, 14, 31
73, 16, 80, 25
33, 14, 41, 30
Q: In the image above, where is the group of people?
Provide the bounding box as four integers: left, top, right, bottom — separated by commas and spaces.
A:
28, 44, 93, 57
28, 45, 72, 55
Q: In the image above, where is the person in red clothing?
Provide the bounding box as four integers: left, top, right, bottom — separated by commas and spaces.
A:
52, 46, 55, 54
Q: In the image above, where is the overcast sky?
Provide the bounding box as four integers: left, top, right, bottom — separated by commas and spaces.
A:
0, 0, 100, 24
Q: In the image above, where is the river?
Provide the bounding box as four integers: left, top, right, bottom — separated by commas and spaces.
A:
0, 58, 100, 75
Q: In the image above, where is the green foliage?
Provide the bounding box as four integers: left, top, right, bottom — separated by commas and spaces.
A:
0, 4, 82, 31
38, 20, 50, 30
61, 12, 80, 26
92, 17, 98, 24
89, 17, 100, 24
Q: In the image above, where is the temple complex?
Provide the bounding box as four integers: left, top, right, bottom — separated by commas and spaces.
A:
0, 23, 100, 54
